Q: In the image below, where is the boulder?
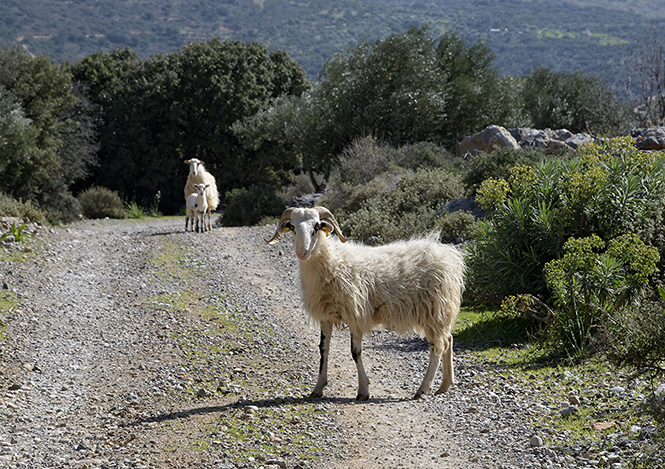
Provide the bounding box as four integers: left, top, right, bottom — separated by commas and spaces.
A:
515, 128, 592, 154
436, 197, 484, 219
564, 133, 593, 150
508, 127, 539, 143
633, 127, 665, 150
459, 125, 520, 157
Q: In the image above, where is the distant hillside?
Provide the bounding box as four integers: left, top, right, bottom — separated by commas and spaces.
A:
2, 0, 663, 89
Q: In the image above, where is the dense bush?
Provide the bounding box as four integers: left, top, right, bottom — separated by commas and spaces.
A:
522, 67, 634, 135
78, 186, 126, 219
467, 138, 665, 302
602, 291, 665, 428
603, 290, 665, 383
220, 185, 285, 227
543, 234, 659, 356
462, 146, 549, 194
0, 192, 47, 223
436, 210, 479, 243
322, 138, 467, 243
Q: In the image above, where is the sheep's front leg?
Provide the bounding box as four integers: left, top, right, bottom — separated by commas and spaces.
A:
415, 339, 442, 399
436, 333, 454, 394
351, 331, 370, 401
310, 321, 332, 398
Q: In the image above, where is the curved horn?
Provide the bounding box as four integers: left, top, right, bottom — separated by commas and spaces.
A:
265, 207, 296, 245
313, 206, 348, 243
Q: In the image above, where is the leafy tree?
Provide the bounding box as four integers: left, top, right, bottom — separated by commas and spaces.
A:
71, 49, 180, 211
435, 32, 527, 147
0, 46, 97, 221
251, 27, 530, 190
522, 66, 631, 135
0, 85, 37, 179
73, 40, 308, 214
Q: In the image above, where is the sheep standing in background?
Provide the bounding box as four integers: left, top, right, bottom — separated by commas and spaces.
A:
185, 183, 209, 232
184, 158, 219, 231
266, 206, 466, 401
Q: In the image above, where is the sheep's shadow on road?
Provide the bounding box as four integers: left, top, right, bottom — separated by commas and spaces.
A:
127, 395, 408, 428
364, 329, 500, 354
149, 230, 183, 237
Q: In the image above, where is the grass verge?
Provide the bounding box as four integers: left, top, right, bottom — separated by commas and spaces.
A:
454, 306, 664, 467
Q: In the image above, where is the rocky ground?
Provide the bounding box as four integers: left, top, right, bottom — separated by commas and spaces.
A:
0, 218, 662, 468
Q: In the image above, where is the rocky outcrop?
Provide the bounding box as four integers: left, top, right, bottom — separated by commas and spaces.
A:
460, 125, 593, 156
632, 127, 665, 150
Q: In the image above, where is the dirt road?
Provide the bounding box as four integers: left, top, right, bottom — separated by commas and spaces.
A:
0, 218, 542, 468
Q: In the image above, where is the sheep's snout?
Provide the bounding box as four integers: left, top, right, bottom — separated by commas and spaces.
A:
293, 228, 317, 261
295, 238, 313, 260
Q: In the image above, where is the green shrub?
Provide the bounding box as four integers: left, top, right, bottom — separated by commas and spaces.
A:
322, 137, 467, 243
340, 167, 465, 243
389, 141, 459, 171
78, 186, 126, 219
436, 210, 478, 243
221, 185, 284, 227
0, 192, 46, 223
125, 201, 145, 219
467, 138, 665, 303
462, 146, 548, 194
544, 234, 659, 356
43, 190, 81, 224
603, 290, 665, 382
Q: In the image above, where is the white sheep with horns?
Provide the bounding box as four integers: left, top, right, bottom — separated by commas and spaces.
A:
266, 206, 465, 400
184, 158, 219, 231
185, 183, 209, 232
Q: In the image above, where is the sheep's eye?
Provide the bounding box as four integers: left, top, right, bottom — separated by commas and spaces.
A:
282, 222, 293, 232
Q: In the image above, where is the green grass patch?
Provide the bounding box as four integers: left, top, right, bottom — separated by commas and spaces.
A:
210, 403, 327, 463
534, 29, 629, 46
150, 237, 192, 282
455, 306, 538, 350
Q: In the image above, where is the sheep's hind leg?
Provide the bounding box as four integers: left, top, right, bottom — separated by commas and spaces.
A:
310, 321, 332, 398
415, 339, 442, 399
351, 330, 370, 401
435, 333, 454, 394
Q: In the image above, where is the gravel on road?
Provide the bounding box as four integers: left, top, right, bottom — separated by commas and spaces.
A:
0, 218, 585, 468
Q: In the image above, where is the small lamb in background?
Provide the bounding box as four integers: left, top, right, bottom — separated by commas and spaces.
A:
185, 183, 209, 232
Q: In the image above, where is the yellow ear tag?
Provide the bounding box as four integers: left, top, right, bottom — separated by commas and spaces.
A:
321, 225, 332, 236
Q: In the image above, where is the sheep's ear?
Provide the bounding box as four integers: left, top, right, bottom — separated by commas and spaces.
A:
320, 223, 333, 236
313, 206, 348, 243
185, 159, 190, 164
